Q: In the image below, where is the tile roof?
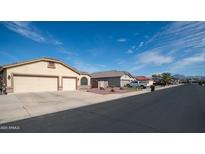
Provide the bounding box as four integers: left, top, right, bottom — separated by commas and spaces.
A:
135, 76, 152, 81
91, 70, 134, 78
79, 71, 91, 76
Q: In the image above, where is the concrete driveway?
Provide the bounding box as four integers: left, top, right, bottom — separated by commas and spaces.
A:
0, 85, 182, 124
0, 90, 142, 124
0, 91, 104, 124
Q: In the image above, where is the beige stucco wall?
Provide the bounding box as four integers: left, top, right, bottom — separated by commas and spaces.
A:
79, 74, 91, 86
6, 60, 80, 88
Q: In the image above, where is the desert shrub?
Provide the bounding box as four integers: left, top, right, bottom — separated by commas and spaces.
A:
110, 88, 115, 92
150, 85, 155, 91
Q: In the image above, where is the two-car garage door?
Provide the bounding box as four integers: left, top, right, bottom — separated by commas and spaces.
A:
13, 75, 77, 93
13, 75, 58, 93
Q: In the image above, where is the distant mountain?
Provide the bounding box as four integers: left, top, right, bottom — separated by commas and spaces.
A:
172, 74, 205, 80
172, 74, 186, 80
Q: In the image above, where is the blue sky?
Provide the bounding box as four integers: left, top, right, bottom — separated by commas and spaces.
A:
0, 21, 205, 76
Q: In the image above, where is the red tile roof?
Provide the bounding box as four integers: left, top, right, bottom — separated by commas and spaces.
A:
135, 76, 152, 81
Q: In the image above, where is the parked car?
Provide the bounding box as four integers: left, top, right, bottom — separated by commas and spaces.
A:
128, 81, 147, 89
128, 81, 140, 88
138, 81, 150, 89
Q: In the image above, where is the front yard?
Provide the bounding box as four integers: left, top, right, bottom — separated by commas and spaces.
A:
87, 87, 142, 95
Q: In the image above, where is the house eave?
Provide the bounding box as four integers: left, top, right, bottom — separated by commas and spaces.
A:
1, 57, 81, 75
91, 76, 122, 79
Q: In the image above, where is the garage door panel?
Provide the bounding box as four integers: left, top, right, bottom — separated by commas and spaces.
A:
63, 78, 76, 91
14, 76, 58, 93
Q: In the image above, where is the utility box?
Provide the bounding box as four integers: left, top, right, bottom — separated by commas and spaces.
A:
98, 81, 108, 89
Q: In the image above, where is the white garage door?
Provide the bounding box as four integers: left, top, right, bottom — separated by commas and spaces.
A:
62, 78, 76, 91
13, 75, 58, 93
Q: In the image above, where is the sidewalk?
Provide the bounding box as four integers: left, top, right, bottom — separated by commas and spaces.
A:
0, 84, 183, 124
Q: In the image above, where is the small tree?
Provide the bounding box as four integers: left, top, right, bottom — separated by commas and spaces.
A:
161, 72, 172, 85
152, 74, 162, 85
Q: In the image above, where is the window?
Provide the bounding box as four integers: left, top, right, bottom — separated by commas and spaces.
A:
81, 77, 88, 85
47, 61, 56, 69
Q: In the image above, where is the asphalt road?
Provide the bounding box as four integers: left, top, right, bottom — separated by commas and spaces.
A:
1, 84, 205, 133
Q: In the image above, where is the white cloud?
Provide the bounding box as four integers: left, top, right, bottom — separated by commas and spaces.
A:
58, 49, 78, 57
144, 22, 205, 55
128, 22, 205, 74
137, 51, 174, 65
54, 40, 63, 45
2, 22, 46, 43
171, 52, 205, 70
86, 48, 104, 57
131, 45, 136, 49
115, 59, 125, 65
126, 49, 134, 54
180, 55, 205, 65
2, 21, 62, 45
127, 50, 173, 73
0, 51, 19, 62
73, 60, 107, 73
138, 41, 144, 47
56, 46, 78, 60
116, 38, 127, 42
128, 64, 147, 72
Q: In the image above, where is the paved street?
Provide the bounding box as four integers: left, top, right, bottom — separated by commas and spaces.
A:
1, 84, 205, 133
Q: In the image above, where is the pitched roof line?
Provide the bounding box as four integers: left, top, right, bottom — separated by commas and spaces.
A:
0, 57, 80, 75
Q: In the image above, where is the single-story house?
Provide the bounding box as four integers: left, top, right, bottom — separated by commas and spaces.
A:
0, 57, 91, 93
135, 76, 154, 87
91, 70, 135, 88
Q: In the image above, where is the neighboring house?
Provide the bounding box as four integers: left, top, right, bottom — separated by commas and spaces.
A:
135, 76, 154, 87
171, 77, 180, 85
0, 57, 91, 93
91, 70, 135, 88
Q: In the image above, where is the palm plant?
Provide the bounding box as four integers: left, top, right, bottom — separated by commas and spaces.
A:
161, 73, 172, 85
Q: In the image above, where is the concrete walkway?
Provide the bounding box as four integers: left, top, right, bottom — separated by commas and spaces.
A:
0, 84, 182, 124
